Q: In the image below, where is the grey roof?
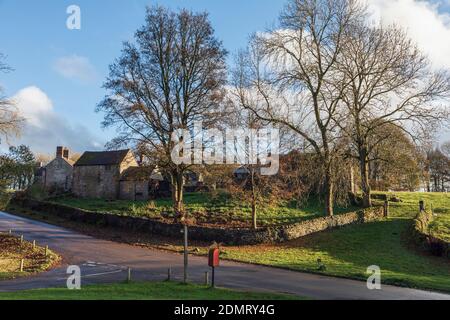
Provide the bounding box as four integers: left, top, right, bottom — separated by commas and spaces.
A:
74, 150, 131, 167
120, 166, 165, 182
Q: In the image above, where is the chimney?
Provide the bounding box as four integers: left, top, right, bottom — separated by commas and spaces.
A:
56, 146, 64, 158
63, 148, 69, 160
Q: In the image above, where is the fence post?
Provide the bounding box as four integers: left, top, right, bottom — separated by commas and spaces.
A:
419, 200, 425, 212
20, 259, 24, 272
32, 240, 36, 249
205, 271, 209, 286
167, 267, 172, 281
383, 201, 389, 218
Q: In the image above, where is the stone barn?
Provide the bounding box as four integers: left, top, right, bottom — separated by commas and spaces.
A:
119, 166, 168, 201
43, 146, 74, 192
73, 149, 138, 199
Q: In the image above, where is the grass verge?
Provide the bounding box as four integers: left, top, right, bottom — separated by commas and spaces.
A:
0, 233, 60, 281
0, 281, 304, 300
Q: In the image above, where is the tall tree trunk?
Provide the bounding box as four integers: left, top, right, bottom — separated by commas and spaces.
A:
349, 165, 356, 194
324, 167, 334, 217
359, 147, 372, 208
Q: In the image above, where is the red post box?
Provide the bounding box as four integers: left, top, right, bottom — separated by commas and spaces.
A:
208, 248, 220, 267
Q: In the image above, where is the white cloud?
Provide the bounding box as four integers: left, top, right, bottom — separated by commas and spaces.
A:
53, 54, 97, 83
6, 86, 103, 155
11, 86, 52, 128
368, 0, 450, 70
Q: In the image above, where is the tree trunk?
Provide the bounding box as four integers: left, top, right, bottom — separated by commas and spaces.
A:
171, 169, 184, 216
324, 168, 334, 217
349, 165, 356, 194
359, 148, 372, 208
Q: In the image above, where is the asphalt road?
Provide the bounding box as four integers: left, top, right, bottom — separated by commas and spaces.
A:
0, 211, 449, 300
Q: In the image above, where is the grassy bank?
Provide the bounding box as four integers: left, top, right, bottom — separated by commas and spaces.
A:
377, 192, 449, 242
215, 192, 449, 292
0, 281, 304, 300
50, 192, 357, 228
0, 233, 60, 281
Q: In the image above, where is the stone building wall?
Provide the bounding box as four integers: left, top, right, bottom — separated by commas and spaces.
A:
72, 150, 138, 199
119, 181, 149, 201
120, 152, 139, 172
44, 158, 73, 192
72, 165, 121, 199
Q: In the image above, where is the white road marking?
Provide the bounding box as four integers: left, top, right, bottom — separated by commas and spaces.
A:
56, 269, 124, 281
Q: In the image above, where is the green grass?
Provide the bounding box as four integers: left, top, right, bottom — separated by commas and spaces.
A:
216, 192, 450, 293
375, 192, 449, 242
51, 192, 357, 227
0, 281, 304, 300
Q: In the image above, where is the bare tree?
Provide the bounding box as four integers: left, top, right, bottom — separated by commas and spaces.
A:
0, 53, 22, 142
224, 96, 268, 229
336, 21, 450, 207
232, 0, 363, 216
97, 6, 227, 216
442, 141, 450, 157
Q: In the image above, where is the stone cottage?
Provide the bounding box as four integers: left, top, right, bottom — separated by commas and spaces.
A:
73, 149, 138, 199
42, 146, 74, 192
119, 166, 170, 201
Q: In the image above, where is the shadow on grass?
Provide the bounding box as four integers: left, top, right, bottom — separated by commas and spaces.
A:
270, 219, 450, 291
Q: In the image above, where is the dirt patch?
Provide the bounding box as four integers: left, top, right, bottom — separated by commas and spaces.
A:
0, 233, 60, 280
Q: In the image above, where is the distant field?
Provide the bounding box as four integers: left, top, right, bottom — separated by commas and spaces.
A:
51, 193, 358, 228
0, 281, 304, 300
0, 233, 59, 281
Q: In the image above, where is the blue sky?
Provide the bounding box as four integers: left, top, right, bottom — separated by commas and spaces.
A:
0, 0, 449, 155
0, 0, 284, 154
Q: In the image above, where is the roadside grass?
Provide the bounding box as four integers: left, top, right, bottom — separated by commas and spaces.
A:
216, 192, 450, 292
220, 219, 450, 292
0, 233, 60, 281
50, 192, 358, 227
0, 281, 304, 300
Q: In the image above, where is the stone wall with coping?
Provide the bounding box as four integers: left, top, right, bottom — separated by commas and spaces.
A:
11, 198, 385, 245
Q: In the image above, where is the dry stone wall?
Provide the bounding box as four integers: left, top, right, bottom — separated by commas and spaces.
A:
12, 198, 385, 245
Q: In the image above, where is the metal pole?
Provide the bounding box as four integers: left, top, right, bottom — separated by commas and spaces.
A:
212, 267, 215, 288
127, 267, 132, 283
183, 224, 188, 284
